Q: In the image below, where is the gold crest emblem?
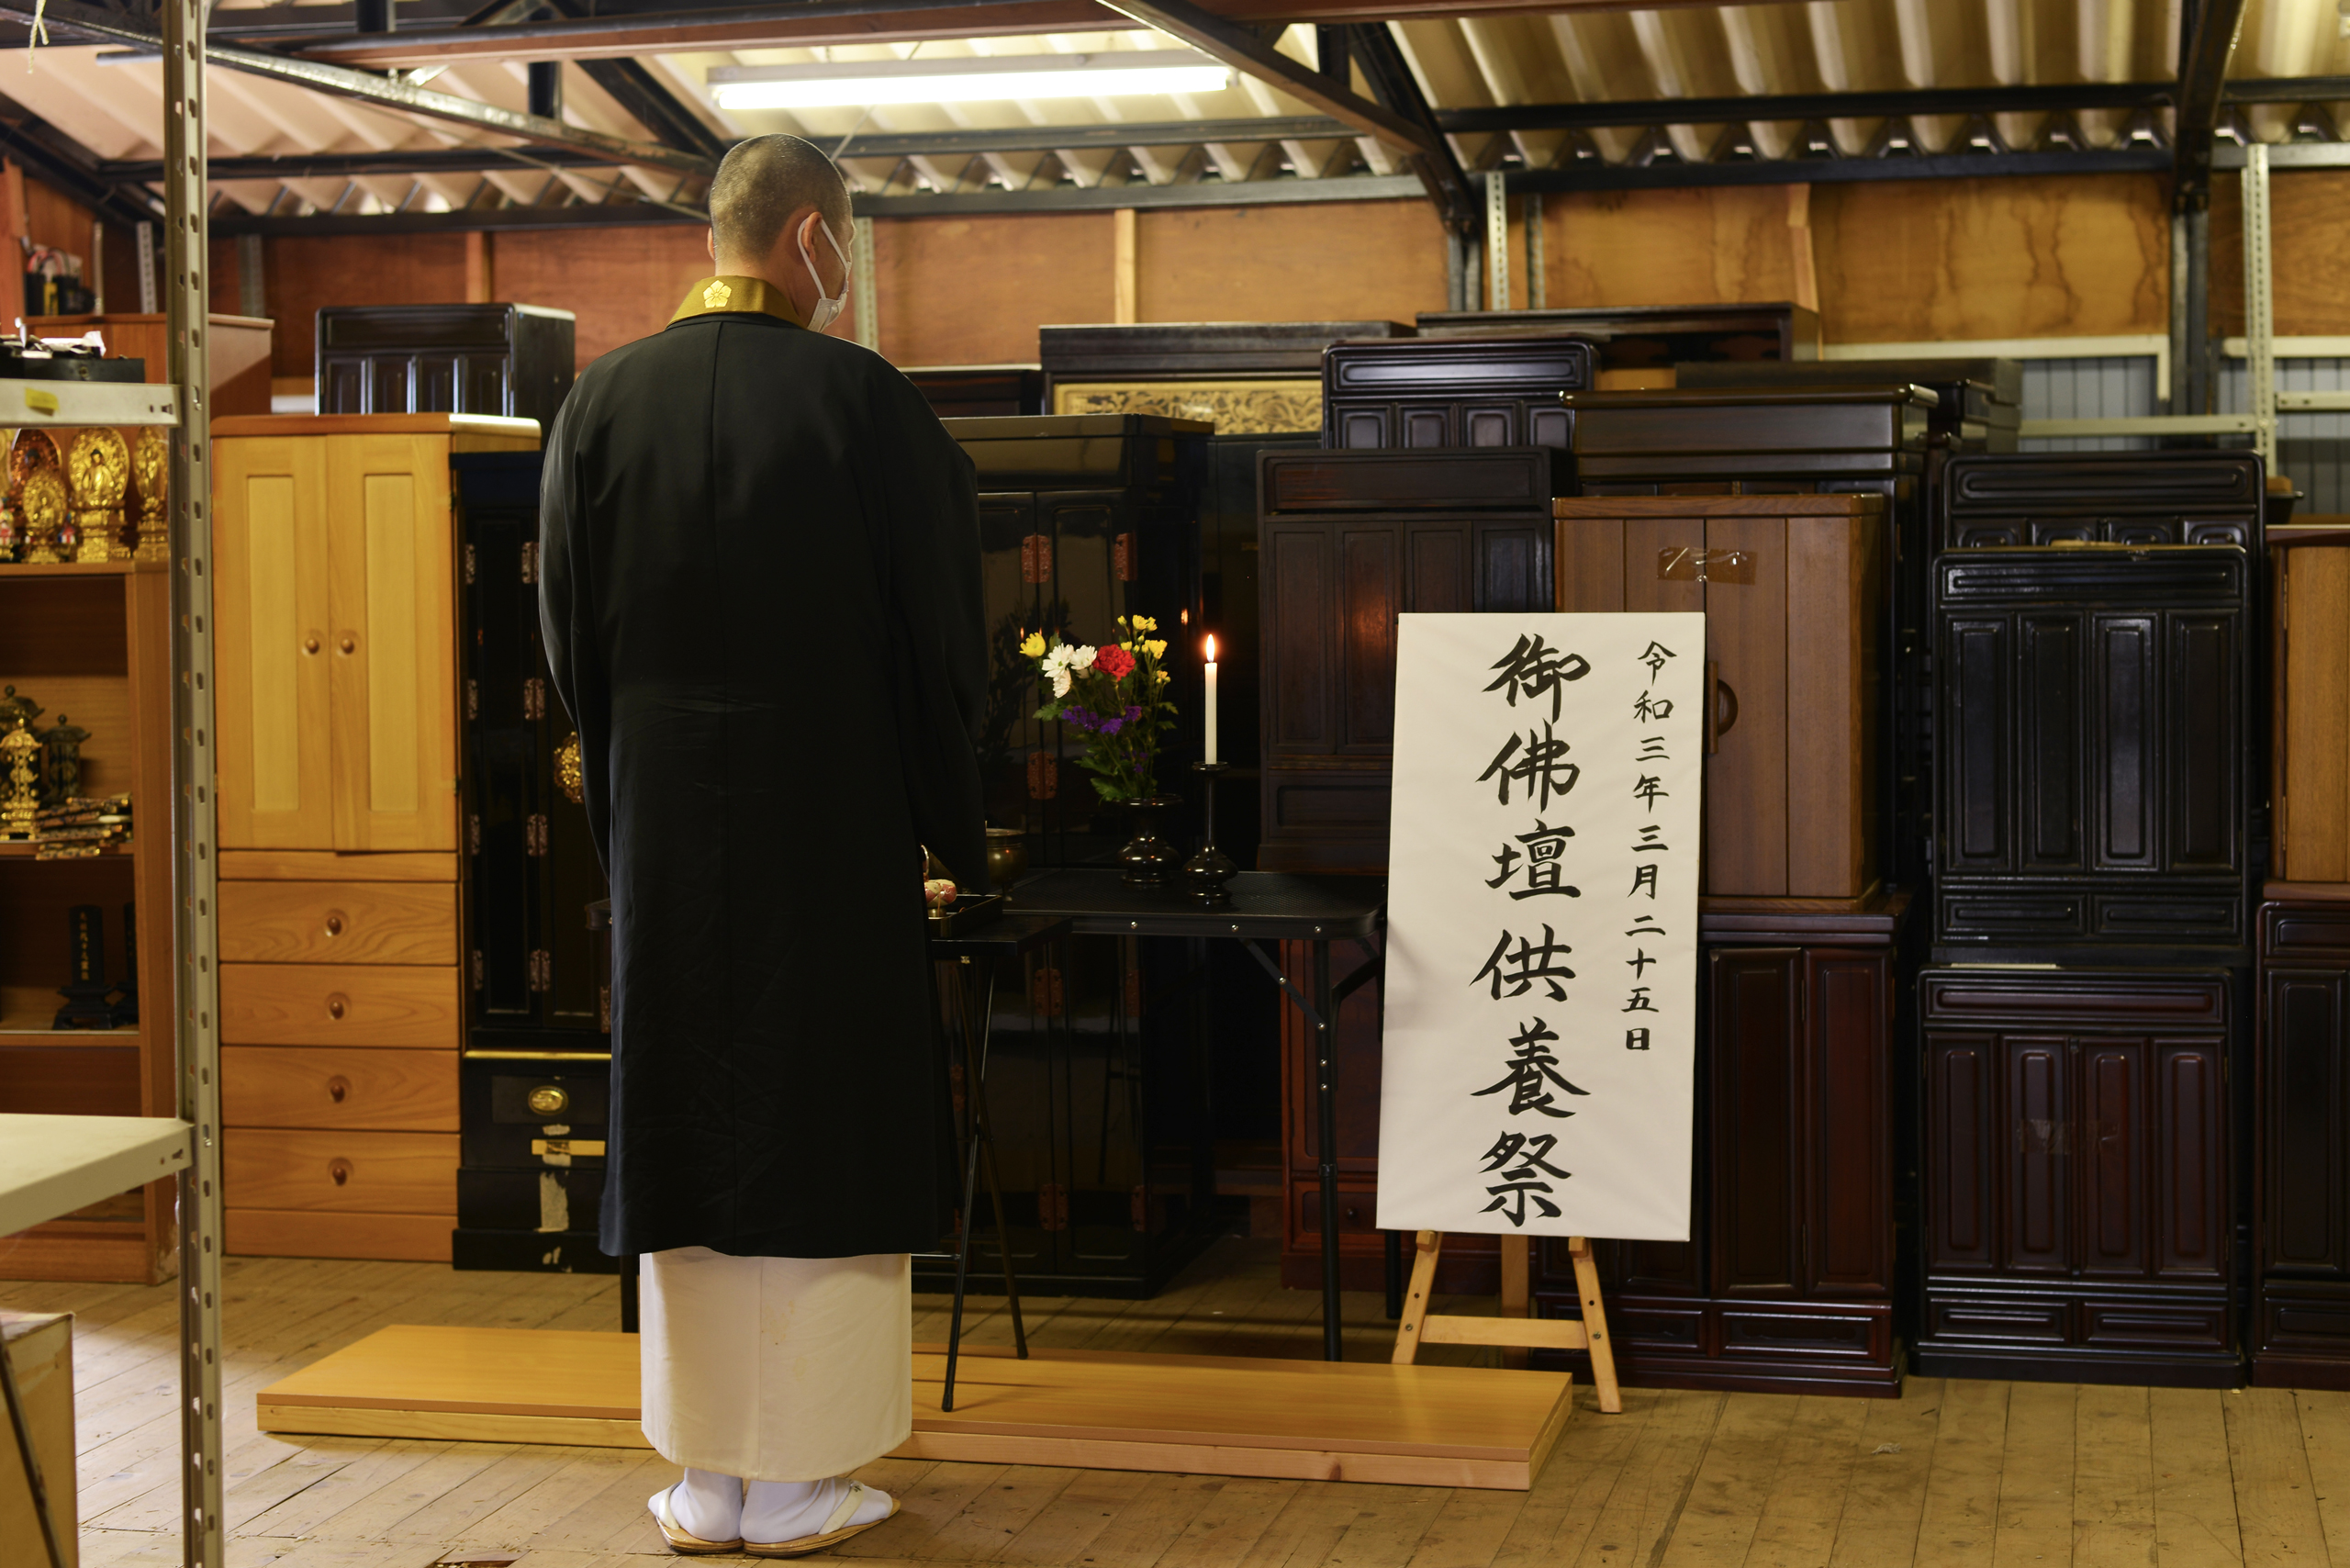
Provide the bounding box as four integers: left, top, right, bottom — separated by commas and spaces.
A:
702, 280, 733, 310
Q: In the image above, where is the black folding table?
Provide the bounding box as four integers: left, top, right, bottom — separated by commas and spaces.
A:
998, 868, 1387, 1361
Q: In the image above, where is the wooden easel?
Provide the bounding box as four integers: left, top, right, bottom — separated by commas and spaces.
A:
1392, 1232, 1622, 1413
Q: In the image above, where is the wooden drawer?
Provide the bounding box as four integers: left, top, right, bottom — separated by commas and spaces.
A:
226, 1209, 451, 1262
223, 1127, 457, 1214
220, 849, 458, 882
222, 1046, 458, 1132
219, 880, 457, 965
221, 962, 460, 1047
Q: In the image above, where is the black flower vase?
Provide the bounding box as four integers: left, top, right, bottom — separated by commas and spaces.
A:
1117, 795, 1184, 887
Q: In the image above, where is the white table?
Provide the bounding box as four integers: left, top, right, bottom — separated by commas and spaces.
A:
0, 1114, 193, 1239
0, 1113, 195, 1567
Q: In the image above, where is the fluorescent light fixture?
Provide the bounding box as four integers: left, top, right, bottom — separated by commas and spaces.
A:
707, 50, 1230, 109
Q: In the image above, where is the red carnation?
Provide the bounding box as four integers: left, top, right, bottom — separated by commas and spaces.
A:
1094, 644, 1136, 680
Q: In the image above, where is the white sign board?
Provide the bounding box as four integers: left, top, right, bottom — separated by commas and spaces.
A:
1375, 612, 1707, 1242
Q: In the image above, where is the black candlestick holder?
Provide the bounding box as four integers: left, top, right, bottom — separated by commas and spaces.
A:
1181, 762, 1238, 907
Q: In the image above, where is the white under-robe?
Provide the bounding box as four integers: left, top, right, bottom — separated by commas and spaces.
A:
638, 1246, 912, 1482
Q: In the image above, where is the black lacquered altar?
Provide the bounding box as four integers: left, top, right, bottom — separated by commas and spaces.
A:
996, 868, 1387, 1361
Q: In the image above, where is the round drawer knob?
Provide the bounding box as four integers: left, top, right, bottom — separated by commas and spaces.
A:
323, 913, 346, 938
339, 634, 357, 655
327, 1075, 351, 1103
1344, 1206, 1360, 1223
303, 635, 320, 655
326, 994, 348, 1021
329, 1159, 352, 1186
526, 1085, 569, 1117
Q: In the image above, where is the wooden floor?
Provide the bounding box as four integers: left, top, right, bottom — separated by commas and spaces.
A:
6, 1234, 2349, 1567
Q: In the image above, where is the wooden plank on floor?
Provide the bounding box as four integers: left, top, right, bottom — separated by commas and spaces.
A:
2069, 1383, 2153, 1568
1568, 1386, 1725, 1567
1154, 1475, 1309, 1568
990, 1464, 1158, 1565
1913, 1378, 2009, 1568
2300, 1389, 2350, 1567
2227, 1385, 2330, 1566
2148, 1386, 2242, 1568
1487, 1387, 1652, 1568
915, 1464, 1085, 1561
1740, 1393, 1871, 1568
1990, 1380, 2076, 1567
1655, 1391, 1796, 1566
1823, 1375, 1944, 1568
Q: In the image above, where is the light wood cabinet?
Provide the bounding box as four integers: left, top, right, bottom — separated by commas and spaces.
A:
216, 416, 532, 852
1554, 495, 1885, 899
2272, 527, 2350, 885
214, 414, 536, 1263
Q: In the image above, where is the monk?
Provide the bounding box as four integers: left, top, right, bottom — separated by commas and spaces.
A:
539, 132, 986, 1557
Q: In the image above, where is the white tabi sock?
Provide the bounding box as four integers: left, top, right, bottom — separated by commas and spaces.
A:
742, 1475, 894, 1542
666, 1467, 744, 1541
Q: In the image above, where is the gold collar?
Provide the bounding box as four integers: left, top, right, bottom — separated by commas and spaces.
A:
668, 274, 804, 328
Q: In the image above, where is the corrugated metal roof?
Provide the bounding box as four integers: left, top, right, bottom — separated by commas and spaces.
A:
5, 0, 2350, 219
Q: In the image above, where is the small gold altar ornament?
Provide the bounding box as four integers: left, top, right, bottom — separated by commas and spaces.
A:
68, 427, 129, 563
17, 468, 66, 564
554, 733, 584, 804
702, 279, 733, 310
0, 717, 41, 836
130, 426, 167, 562
10, 428, 60, 489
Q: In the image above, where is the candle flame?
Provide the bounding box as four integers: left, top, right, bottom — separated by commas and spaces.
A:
1204, 633, 1217, 664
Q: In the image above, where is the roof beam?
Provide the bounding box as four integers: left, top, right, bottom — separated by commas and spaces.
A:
1082, 0, 1473, 231
2174, 0, 2249, 210
0, 0, 713, 178
1347, 20, 1475, 234
0, 97, 161, 228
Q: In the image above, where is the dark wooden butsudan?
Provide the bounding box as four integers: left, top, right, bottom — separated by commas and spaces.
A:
2254, 898, 2350, 1389
1554, 495, 1883, 900
1255, 447, 1560, 875
904, 365, 1045, 419
1321, 335, 1596, 451
1916, 967, 2238, 1386
1939, 452, 2265, 552
450, 453, 614, 1275
1416, 302, 1820, 368
1673, 357, 2021, 453
1930, 546, 2253, 958
944, 415, 1211, 868
316, 303, 576, 431
1525, 893, 1909, 1395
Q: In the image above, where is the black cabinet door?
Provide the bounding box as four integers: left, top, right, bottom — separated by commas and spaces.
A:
2264, 964, 2349, 1277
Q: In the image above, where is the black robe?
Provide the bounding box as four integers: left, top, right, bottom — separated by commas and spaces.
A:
539, 287, 986, 1260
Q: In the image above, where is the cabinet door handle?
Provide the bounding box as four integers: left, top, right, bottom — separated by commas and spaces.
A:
326, 994, 348, 1021
329, 1159, 352, 1186
303, 634, 320, 655
326, 1075, 351, 1103
339, 633, 357, 655
323, 913, 345, 938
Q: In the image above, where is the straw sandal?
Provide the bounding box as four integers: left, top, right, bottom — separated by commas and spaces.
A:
744, 1481, 900, 1558
649, 1484, 744, 1555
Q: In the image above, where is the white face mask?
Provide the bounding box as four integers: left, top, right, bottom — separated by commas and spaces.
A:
800, 216, 852, 332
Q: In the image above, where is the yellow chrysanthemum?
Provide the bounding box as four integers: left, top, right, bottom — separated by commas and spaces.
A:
1130, 615, 1157, 633
1018, 633, 1047, 658
1144, 640, 1167, 659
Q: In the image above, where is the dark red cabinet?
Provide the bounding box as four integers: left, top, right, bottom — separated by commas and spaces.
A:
1526, 896, 1908, 1396
1916, 968, 2239, 1386
2255, 900, 2350, 1388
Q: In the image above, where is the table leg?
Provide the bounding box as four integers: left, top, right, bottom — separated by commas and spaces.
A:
971, 964, 1028, 1359
1314, 938, 1340, 1361
942, 961, 987, 1414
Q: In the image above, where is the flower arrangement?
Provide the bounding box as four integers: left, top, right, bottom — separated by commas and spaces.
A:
1020, 615, 1176, 802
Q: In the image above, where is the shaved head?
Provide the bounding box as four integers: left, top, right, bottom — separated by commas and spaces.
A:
708, 134, 853, 261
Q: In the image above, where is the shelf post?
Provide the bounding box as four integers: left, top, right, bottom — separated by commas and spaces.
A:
162, 0, 225, 1556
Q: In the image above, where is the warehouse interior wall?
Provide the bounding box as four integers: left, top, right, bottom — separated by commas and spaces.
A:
31, 165, 2350, 383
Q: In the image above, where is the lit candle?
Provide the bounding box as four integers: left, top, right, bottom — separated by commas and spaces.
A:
1203, 634, 1219, 766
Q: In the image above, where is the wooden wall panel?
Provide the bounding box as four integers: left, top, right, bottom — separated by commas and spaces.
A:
1811, 173, 2170, 342
876, 211, 1115, 367
2211, 169, 2350, 338
264, 233, 471, 378
1136, 199, 1445, 326
487, 223, 714, 367
1537, 185, 1804, 311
